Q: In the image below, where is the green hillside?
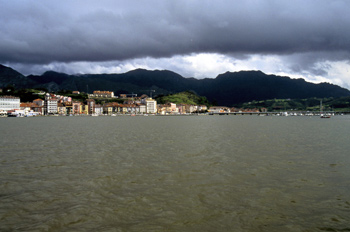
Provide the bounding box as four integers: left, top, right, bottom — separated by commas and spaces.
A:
2, 64, 350, 106
155, 91, 211, 106
239, 97, 350, 112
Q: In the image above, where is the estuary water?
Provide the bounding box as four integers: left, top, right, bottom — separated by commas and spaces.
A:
1, 115, 350, 232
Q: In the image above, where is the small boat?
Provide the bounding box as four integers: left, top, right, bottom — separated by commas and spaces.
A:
320, 100, 331, 118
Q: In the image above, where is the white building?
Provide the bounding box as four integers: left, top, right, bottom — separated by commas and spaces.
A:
144, 98, 157, 114
0, 96, 20, 112
95, 104, 103, 115
137, 103, 147, 114
45, 98, 58, 115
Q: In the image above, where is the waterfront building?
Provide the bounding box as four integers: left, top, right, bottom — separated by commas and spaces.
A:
240, 108, 260, 113
44, 93, 59, 115
169, 103, 178, 114
136, 103, 146, 114
186, 105, 197, 113
123, 104, 136, 114
118, 104, 128, 114
143, 98, 157, 114
103, 102, 121, 115
208, 106, 231, 113
57, 103, 67, 115
103, 103, 114, 115
95, 104, 103, 115
44, 98, 58, 115
62, 102, 72, 115
22, 102, 44, 115
20, 103, 32, 112
158, 103, 172, 115
72, 101, 82, 115
0, 96, 20, 112
82, 104, 89, 115
86, 99, 96, 115
20, 102, 42, 115
157, 104, 167, 115
175, 104, 186, 114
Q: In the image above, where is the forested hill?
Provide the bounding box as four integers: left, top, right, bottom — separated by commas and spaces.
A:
195, 71, 350, 106
1, 64, 350, 106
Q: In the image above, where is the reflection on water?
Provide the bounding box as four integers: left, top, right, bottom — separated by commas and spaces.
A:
1, 115, 350, 231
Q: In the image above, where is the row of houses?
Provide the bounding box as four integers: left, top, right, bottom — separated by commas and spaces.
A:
1, 94, 209, 116
208, 106, 268, 114
31, 94, 157, 115
0, 92, 158, 116
1, 93, 268, 117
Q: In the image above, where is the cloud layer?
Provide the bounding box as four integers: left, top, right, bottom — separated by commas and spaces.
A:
1, 0, 350, 88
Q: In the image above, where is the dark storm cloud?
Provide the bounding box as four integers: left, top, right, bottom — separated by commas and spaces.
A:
1, 0, 350, 65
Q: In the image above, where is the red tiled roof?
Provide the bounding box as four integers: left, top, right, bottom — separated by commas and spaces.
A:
20, 102, 39, 107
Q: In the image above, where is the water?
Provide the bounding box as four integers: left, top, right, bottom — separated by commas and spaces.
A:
1, 115, 350, 231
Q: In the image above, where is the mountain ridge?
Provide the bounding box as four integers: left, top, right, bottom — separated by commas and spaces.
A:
1, 64, 350, 106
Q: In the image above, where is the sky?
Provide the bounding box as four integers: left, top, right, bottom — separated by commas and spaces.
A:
1, 0, 350, 89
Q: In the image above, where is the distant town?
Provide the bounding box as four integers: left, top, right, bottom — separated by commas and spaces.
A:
1, 88, 342, 117
1, 90, 213, 117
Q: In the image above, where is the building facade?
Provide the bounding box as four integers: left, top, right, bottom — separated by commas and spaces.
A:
91, 91, 114, 98
72, 101, 82, 115
0, 96, 20, 111
86, 99, 95, 115
144, 98, 157, 114
45, 98, 58, 115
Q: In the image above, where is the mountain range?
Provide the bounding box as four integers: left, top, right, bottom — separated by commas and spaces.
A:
1, 64, 350, 106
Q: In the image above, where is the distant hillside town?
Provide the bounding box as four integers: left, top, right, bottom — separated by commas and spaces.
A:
0, 90, 211, 117
0, 88, 273, 117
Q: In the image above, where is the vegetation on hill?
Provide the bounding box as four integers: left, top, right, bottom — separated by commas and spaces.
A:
0, 64, 36, 88
238, 97, 350, 112
203, 71, 350, 106
155, 91, 211, 106
2, 85, 350, 112
0, 87, 88, 103
1, 64, 350, 106
0, 87, 45, 102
